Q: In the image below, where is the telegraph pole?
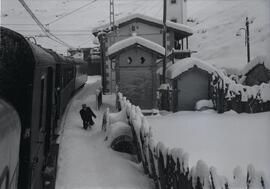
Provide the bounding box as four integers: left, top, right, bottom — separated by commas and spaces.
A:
110, 0, 115, 30
162, 0, 167, 83
246, 17, 250, 63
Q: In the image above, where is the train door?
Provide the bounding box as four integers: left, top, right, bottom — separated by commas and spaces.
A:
44, 67, 53, 157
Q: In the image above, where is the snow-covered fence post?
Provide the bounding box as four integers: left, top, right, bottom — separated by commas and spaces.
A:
101, 108, 110, 131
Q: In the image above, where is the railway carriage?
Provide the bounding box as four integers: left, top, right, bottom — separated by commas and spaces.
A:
0, 26, 88, 189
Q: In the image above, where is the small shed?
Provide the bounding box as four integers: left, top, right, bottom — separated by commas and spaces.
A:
165, 58, 219, 111
241, 56, 270, 86
108, 35, 165, 109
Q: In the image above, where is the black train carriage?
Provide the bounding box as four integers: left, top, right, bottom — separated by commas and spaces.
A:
0, 26, 58, 188
0, 98, 21, 189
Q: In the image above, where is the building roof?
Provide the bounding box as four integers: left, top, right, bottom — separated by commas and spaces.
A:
158, 57, 221, 79
108, 35, 166, 57
92, 13, 193, 37
241, 55, 270, 75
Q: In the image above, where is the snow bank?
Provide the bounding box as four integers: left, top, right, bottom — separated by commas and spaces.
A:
105, 121, 132, 147
116, 92, 270, 188
92, 13, 193, 35
195, 99, 214, 111
147, 111, 270, 182
108, 35, 165, 56
241, 55, 270, 75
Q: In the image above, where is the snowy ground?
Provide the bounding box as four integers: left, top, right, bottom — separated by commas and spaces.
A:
56, 76, 154, 189
147, 110, 270, 182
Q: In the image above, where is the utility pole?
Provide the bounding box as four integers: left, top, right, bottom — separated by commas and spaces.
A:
246, 17, 250, 63
162, 0, 167, 83
236, 17, 250, 63
110, 0, 115, 31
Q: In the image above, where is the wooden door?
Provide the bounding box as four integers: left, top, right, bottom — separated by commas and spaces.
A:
177, 68, 210, 111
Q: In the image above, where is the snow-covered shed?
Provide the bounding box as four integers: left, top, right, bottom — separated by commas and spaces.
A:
163, 58, 220, 111
241, 55, 270, 86
108, 36, 165, 109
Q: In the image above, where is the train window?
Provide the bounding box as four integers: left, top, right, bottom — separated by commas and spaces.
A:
39, 77, 45, 129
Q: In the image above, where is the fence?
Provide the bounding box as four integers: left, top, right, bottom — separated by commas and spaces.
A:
211, 73, 270, 113
96, 87, 102, 110
108, 92, 267, 189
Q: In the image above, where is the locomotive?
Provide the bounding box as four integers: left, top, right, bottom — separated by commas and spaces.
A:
0, 27, 88, 189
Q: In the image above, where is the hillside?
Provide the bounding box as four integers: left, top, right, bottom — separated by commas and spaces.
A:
1, 0, 270, 71
187, 0, 270, 72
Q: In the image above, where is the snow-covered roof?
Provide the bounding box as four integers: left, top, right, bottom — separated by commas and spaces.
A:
107, 35, 165, 56
92, 13, 193, 36
241, 55, 270, 75
159, 57, 221, 79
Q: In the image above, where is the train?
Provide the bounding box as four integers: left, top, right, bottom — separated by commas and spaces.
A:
0, 26, 88, 189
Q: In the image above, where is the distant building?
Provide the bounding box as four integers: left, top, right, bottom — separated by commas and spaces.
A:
167, 0, 187, 24
108, 35, 165, 109
68, 47, 101, 76
92, 13, 193, 92
241, 56, 270, 86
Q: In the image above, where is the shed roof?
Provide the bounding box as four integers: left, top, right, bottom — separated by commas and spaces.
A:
92, 13, 193, 37
108, 35, 165, 57
241, 55, 270, 75
159, 57, 221, 79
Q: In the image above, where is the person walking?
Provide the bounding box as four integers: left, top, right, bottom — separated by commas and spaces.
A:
79, 104, 96, 130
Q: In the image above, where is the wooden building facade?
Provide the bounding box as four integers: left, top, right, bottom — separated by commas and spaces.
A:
108, 36, 165, 109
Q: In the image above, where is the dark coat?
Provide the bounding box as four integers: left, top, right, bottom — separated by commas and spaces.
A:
79, 107, 96, 124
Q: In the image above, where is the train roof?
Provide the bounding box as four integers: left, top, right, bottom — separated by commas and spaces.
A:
0, 26, 57, 68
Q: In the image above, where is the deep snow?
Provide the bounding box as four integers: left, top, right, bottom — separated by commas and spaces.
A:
146, 110, 270, 182
56, 76, 154, 189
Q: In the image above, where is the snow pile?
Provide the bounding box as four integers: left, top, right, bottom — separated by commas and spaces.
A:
105, 121, 132, 147
147, 110, 270, 186
116, 92, 269, 189
107, 35, 165, 56
241, 55, 270, 75
195, 99, 214, 111
92, 13, 193, 35
166, 57, 222, 79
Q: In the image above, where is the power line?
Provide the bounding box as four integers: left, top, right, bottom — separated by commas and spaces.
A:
18, 0, 74, 48
45, 0, 97, 26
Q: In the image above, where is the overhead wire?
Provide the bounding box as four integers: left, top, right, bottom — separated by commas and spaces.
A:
18, 0, 75, 48
45, 0, 97, 26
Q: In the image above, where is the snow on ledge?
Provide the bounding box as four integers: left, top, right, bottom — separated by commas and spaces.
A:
166, 57, 221, 79
108, 35, 165, 56
92, 13, 193, 35
241, 55, 270, 75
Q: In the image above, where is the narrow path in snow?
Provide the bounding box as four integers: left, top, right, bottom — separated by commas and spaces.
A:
55, 76, 154, 189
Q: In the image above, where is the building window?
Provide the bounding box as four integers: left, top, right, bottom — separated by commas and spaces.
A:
171, 0, 176, 4
140, 57, 145, 64
171, 18, 177, 23
127, 57, 132, 64
131, 25, 136, 31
